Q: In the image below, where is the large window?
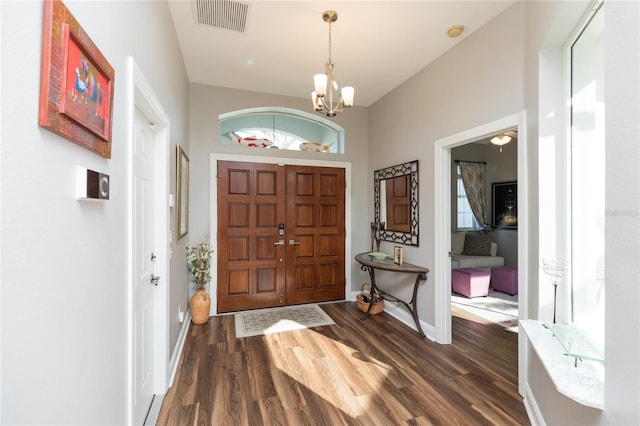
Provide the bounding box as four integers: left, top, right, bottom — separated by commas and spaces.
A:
531, 0, 605, 405
219, 107, 344, 153
569, 2, 604, 338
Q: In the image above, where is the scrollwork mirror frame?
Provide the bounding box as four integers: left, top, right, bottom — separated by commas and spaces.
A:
374, 160, 419, 246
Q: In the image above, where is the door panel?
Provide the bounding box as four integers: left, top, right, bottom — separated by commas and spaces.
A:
217, 161, 345, 312
133, 107, 155, 424
217, 161, 286, 313
286, 166, 345, 304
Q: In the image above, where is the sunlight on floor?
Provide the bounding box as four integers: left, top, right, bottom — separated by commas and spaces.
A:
265, 329, 393, 420
452, 304, 519, 333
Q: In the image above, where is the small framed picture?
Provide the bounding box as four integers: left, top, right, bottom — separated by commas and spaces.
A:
492, 181, 517, 229
394, 246, 403, 265
176, 145, 189, 240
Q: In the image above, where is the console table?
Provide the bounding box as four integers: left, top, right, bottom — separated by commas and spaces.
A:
355, 252, 429, 338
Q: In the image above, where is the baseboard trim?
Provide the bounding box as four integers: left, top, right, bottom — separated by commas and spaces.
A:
146, 313, 193, 425
143, 394, 163, 426
349, 291, 436, 342
168, 311, 191, 388
523, 382, 544, 426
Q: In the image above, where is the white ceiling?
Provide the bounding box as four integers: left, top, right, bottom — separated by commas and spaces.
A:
168, 1, 516, 107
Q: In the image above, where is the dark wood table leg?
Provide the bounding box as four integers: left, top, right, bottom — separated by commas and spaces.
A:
375, 276, 426, 337
408, 273, 427, 337
355, 253, 429, 338
359, 265, 426, 337
360, 265, 377, 320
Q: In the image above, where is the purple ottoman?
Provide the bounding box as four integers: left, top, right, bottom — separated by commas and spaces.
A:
452, 268, 491, 298
491, 266, 518, 295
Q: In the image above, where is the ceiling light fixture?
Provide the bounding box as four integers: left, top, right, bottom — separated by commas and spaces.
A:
490, 134, 512, 152
447, 24, 464, 38
312, 10, 354, 117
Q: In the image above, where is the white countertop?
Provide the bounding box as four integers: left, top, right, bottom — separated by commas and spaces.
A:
521, 319, 604, 409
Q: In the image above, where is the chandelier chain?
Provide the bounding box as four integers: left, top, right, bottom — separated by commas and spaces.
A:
328, 20, 332, 65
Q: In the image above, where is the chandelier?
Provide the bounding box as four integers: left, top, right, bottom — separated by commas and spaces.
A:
311, 10, 354, 117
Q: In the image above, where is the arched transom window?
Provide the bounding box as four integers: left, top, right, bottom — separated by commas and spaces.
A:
219, 107, 344, 154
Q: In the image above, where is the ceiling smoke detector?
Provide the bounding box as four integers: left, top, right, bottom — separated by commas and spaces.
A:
447, 24, 464, 38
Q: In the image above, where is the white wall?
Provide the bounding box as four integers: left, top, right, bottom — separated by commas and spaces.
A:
0, 1, 189, 424
599, 0, 639, 424
187, 84, 370, 301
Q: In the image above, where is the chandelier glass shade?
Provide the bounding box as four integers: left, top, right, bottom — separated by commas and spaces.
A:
311, 10, 354, 117
490, 134, 511, 152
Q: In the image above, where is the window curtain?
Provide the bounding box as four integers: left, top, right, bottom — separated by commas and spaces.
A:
458, 161, 489, 230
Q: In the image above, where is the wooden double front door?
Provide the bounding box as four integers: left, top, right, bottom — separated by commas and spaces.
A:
217, 160, 346, 313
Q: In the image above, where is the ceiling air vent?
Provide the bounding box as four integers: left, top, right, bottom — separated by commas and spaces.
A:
193, 0, 249, 33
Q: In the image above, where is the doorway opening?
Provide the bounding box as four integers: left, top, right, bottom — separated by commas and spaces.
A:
433, 111, 528, 395
450, 134, 519, 330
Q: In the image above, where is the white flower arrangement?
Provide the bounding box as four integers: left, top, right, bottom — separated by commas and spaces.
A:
186, 239, 213, 291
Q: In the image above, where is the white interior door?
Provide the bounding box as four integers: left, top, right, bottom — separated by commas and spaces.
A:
133, 106, 156, 424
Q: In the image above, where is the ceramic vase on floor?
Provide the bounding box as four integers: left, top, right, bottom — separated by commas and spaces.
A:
186, 238, 214, 325
190, 289, 211, 324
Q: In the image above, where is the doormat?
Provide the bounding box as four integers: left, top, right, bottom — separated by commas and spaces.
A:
234, 304, 334, 338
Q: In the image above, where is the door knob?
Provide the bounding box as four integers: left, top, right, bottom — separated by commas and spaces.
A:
274, 239, 285, 246
289, 240, 301, 245
151, 274, 160, 286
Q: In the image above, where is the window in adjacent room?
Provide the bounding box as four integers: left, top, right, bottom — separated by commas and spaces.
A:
219, 107, 344, 153
456, 165, 481, 230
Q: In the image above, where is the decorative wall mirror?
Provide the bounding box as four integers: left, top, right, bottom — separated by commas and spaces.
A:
374, 160, 419, 246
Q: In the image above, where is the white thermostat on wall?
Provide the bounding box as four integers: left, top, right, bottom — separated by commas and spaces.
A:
76, 166, 110, 200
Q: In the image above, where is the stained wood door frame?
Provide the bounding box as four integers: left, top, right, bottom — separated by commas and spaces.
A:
209, 154, 352, 316
433, 111, 528, 396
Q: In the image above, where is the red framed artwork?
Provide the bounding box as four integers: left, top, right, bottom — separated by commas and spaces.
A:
38, 0, 114, 158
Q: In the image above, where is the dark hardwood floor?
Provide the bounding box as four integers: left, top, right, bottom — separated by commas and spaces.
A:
157, 302, 529, 425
